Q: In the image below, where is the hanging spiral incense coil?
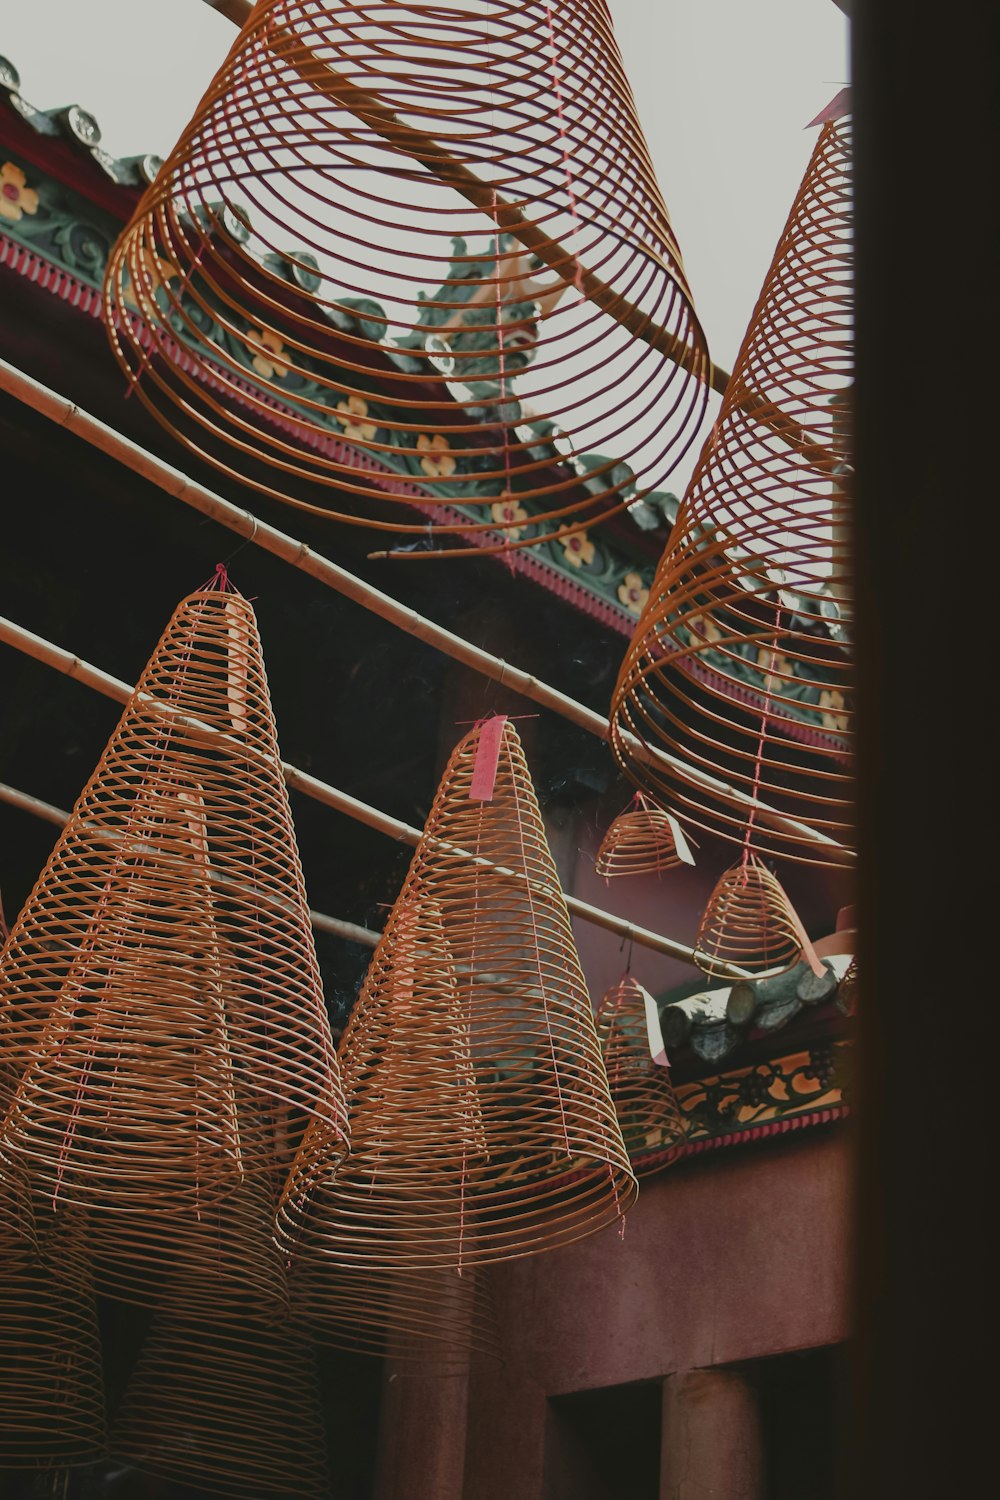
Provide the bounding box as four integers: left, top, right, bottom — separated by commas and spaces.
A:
279, 716, 635, 1268
610, 119, 853, 865
109, 1313, 330, 1500
0, 1188, 107, 1468
595, 974, 686, 1171
0, 583, 347, 1217
594, 794, 695, 878
694, 854, 804, 980
290, 1260, 500, 1367
85, 1164, 289, 1322
104, 1, 709, 552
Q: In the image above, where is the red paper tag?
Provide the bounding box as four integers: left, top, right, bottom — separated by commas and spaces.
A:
806, 87, 851, 128
469, 715, 507, 802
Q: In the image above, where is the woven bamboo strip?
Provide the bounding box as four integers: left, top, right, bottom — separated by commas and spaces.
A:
105, 2, 709, 547
0, 585, 347, 1218
109, 1313, 330, 1499
595, 974, 687, 1172
610, 120, 854, 867
279, 717, 636, 1268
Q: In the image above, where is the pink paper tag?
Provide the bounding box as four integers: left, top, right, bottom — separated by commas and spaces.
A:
666, 813, 697, 867
469, 715, 508, 802
806, 86, 851, 128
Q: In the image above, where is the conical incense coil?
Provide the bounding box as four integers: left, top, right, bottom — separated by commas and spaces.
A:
84, 1159, 289, 1323
0, 584, 347, 1214
594, 794, 695, 878
289, 1260, 500, 1369
1, 772, 242, 1211
279, 897, 488, 1273
694, 855, 805, 980
0, 1187, 107, 1468
279, 716, 636, 1267
595, 975, 686, 1172
610, 119, 853, 865
109, 1314, 330, 1500
105, 2, 708, 552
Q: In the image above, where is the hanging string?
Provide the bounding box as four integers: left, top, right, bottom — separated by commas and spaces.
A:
544, 2, 586, 298
741, 606, 783, 879
490, 193, 517, 575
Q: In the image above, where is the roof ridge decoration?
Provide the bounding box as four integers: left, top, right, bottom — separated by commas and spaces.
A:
0, 53, 161, 189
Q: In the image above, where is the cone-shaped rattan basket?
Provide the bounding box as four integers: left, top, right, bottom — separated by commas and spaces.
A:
594, 794, 695, 878
694, 855, 805, 980
279, 716, 635, 1268
105, 2, 708, 551
610, 118, 853, 866
0, 1179, 107, 1468
0, 583, 347, 1219
595, 975, 687, 1172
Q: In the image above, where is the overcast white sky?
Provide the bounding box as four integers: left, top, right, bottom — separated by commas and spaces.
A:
1, 0, 848, 495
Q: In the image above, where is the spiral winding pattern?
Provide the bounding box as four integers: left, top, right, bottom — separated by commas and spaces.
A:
105, 1, 708, 550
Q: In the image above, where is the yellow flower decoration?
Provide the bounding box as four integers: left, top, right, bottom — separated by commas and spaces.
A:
756, 644, 791, 693
618, 571, 650, 617
818, 687, 848, 734
123, 251, 179, 311
688, 611, 723, 646
559, 531, 596, 568
489, 497, 529, 539
417, 432, 457, 479
249, 328, 290, 381
335, 394, 377, 443
0, 162, 40, 223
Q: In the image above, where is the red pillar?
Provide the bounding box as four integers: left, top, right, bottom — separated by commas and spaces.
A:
660, 1368, 762, 1500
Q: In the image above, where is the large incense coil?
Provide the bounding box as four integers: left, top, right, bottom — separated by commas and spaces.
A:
0, 1189, 107, 1468
610, 119, 853, 865
694, 854, 804, 981
109, 1313, 330, 1500
278, 716, 636, 1267
0, 583, 347, 1215
105, 1, 709, 551
84, 1163, 288, 1321
290, 1260, 500, 1367
594, 793, 695, 878
595, 974, 686, 1172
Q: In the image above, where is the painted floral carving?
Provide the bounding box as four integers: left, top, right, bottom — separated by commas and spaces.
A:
335, 394, 377, 443
818, 687, 848, 734
618, 571, 650, 616
249, 328, 290, 381
123, 251, 179, 311
489, 497, 529, 539
0, 162, 39, 223
417, 432, 456, 479
559, 531, 596, 568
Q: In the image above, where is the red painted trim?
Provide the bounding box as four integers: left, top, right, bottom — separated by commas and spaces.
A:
636, 1103, 848, 1174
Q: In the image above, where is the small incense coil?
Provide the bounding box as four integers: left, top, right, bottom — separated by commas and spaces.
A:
105, 2, 709, 551
0, 583, 347, 1215
594, 794, 695, 878
610, 119, 853, 865
595, 975, 686, 1172
279, 717, 635, 1268
0, 1184, 107, 1468
109, 1313, 330, 1500
694, 855, 804, 980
